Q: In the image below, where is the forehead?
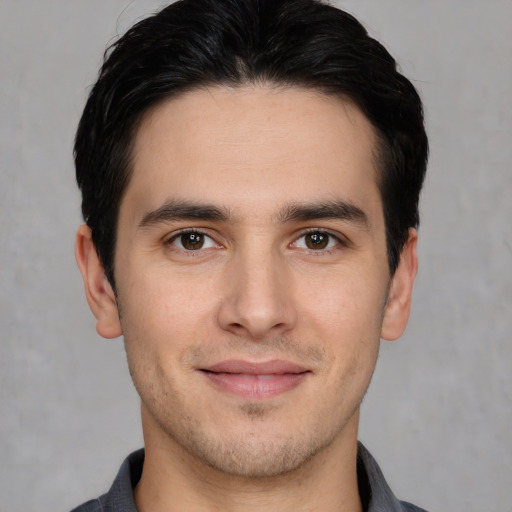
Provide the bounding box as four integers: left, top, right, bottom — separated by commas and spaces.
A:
125, 85, 381, 222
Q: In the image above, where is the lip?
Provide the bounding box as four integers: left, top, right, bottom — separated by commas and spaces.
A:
200, 359, 310, 399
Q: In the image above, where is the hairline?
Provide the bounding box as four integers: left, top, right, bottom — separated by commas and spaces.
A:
108, 81, 395, 287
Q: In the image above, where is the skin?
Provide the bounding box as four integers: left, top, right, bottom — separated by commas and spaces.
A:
76, 85, 418, 512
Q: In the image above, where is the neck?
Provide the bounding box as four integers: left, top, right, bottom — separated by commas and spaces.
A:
134, 409, 363, 512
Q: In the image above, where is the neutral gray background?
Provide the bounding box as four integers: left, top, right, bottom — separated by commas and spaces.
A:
1, 1, 511, 511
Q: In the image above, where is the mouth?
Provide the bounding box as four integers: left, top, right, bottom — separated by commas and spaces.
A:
200, 359, 311, 399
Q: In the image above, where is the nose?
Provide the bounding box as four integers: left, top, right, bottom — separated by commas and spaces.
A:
216, 248, 298, 340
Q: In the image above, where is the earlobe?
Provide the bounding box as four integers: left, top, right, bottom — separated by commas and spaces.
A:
75, 224, 123, 339
381, 228, 418, 341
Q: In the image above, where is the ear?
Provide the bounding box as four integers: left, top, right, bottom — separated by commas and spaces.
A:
381, 228, 418, 341
75, 224, 123, 339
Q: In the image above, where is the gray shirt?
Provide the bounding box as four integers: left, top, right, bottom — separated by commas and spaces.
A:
70, 443, 428, 512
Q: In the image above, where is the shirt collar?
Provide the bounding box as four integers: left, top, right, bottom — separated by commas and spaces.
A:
100, 443, 412, 512
357, 441, 408, 512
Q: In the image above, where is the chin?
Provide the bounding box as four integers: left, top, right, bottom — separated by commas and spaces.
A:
188, 437, 322, 478
172, 413, 345, 479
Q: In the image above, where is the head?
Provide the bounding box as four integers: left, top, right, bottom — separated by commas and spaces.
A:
74, 0, 428, 481
75, 0, 428, 289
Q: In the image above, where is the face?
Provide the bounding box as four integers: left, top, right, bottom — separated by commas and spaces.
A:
78, 85, 417, 478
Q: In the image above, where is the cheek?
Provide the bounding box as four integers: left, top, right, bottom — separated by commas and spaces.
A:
300, 267, 387, 331
298, 267, 386, 379
118, 264, 219, 353
118, 273, 205, 401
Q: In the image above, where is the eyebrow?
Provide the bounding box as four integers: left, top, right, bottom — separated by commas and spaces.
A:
139, 198, 369, 229
139, 200, 231, 227
275, 200, 369, 228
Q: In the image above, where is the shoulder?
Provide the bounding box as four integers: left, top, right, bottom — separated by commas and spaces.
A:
357, 442, 430, 512
68, 449, 144, 512
69, 497, 105, 512
400, 500, 429, 512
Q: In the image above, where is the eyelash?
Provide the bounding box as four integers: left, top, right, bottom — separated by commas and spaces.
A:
165, 228, 347, 255
291, 229, 347, 255
166, 229, 219, 252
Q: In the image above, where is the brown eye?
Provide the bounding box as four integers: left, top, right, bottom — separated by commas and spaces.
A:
170, 231, 217, 251
304, 232, 329, 250
291, 231, 340, 252
180, 232, 205, 250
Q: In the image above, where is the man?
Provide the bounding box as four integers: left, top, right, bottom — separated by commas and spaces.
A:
72, 0, 428, 510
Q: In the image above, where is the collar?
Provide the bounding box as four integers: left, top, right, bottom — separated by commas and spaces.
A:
92, 443, 425, 512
